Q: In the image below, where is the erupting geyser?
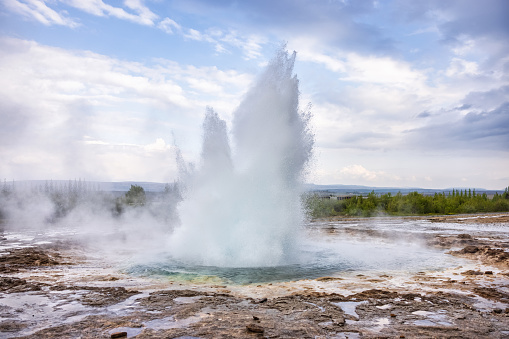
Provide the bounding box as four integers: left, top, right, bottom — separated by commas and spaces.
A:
168, 48, 314, 267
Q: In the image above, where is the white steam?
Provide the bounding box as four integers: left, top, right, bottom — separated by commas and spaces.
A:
0, 47, 313, 269
169, 48, 314, 267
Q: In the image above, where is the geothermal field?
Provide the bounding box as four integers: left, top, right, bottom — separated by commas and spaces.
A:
1, 50, 509, 338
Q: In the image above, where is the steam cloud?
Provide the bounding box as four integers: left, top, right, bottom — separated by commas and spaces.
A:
0, 47, 314, 268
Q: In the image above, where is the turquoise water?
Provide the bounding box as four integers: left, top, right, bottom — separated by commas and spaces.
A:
126, 219, 465, 284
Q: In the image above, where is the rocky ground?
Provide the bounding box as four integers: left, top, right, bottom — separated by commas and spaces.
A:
1, 213, 509, 338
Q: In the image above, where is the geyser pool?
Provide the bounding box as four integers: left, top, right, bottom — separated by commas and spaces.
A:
127, 218, 464, 284
167, 47, 313, 267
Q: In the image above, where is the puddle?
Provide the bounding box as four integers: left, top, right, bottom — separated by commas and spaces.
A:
108, 326, 143, 338
0, 292, 95, 336
143, 314, 207, 330
333, 332, 361, 338
107, 292, 149, 314
411, 310, 453, 326
173, 296, 205, 304
372, 317, 390, 331
331, 301, 368, 319
304, 301, 325, 312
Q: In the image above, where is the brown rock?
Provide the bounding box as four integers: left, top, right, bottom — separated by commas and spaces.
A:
462, 270, 483, 275
315, 276, 343, 282
461, 246, 479, 254
246, 323, 264, 333
111, 332, 127, 338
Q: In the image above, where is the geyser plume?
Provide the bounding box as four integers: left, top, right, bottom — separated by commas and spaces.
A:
169, 48, 313, 267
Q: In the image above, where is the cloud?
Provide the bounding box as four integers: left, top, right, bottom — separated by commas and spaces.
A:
62, 0, 158, 26
3, 0, 267, 61
172, 0, 396, 55
341, 54, 428, 89
462, 86, 509, 111
395, 0, 509, 56
336, 165, 401, 183
4, 0, 79, 27
0, 37, 253, 181
181, 27, 266, 60
158, 17, 181, 34
446, 57, 479, 77
406, 102, 509, 152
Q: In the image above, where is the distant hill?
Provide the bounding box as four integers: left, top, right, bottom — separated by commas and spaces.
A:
304, 183, 503, 196
98, 181, 169, 192
4, 180, 170, 192
4, 180, 505, 195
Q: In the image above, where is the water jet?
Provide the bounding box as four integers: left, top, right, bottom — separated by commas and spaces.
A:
168, 47, 313, 268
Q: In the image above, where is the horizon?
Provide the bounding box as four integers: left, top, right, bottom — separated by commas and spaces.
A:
2, 179, 506, 193
1, 1, 508, 190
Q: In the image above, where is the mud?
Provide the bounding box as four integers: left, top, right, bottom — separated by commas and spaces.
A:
1, 213, 509, 338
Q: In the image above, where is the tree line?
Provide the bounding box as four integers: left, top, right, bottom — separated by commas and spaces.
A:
305, 187, 509, 218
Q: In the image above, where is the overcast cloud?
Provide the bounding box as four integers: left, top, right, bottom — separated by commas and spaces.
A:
0, 0, 508, 189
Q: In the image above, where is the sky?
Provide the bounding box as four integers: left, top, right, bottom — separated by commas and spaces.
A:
0, 0, 508, 190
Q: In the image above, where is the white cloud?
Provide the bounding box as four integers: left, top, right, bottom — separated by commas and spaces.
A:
300, 51, 346, 73
158, 17, 181, 34
219, 31, 266, 60
446, 57, 479, 77
182, 27, 265, 60
81, 137, 179, 181
337, 165, 399, 182
5, 0, 79, 27
342, 54, 428, 90
0, 37, 253, 181
184, 28, 206, 41
63, 0, 158, 26
451, 35, 476, 56
123, 0, 158, 25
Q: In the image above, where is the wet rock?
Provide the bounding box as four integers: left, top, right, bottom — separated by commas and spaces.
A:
350, 289, 399, 299
462, 270, 483, 275
0, 247, 63, 268
315, 276, 343, 282
0, 320, 28, 332
485, 271, 493, 275
139, 289, 209, 311
0, 277, 46, 293
484, 248, 509, 261
246, 323, 264, 333
66, 286, 140, 307
473, 287, 509, 302
460, 245, 479, 254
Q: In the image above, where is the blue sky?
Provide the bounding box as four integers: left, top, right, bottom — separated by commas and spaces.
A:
1, 0, 508, 189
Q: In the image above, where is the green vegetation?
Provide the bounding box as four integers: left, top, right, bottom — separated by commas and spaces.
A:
305, 187, 509, 218
124, 184, 146, 206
